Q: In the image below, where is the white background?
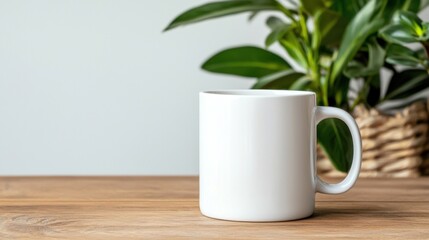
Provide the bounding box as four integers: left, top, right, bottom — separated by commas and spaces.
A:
0, 1, 428, 175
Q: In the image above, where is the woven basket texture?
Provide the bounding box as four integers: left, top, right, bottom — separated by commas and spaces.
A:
318, 100, 429, 178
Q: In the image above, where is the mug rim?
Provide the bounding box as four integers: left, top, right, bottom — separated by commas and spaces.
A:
200, 89, 315, 98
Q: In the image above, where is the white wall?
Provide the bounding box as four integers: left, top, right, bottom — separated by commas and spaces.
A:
0, 0, 270, 175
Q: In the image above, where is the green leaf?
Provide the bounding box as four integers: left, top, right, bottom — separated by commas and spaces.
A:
301, 0, 332, 15
334, 75, 351, 108
320, 19, 349, 47
402, 0, 421, 12
343, 61, 366, 78
380, 11, 427, 43
164, 0, 278, 31
330, 0, 367, 18
380, 24, 420, 43
251, 70, 304, 89
290, 75, 313, 90
279, 32, 308, 68
265, 16, 291, 47
318, 118, 353, 173
385, 43, 421, 67
366, 40, 386, 71
266, 27, 290, 47
398, 11, 423, 32
330, 0, 385, 84
343, 39, 385, 78
312, 9, 341, 50
320, 0, 364, 47
202, 46, 291, 78
380, 0, 401, 20
266, 16, 285, 30
384, 69, 429, 100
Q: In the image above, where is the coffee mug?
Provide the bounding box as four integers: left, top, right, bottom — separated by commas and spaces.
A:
199, 90, 362, 222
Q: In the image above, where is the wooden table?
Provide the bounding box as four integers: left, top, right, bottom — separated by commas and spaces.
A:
0, 177, 428, 239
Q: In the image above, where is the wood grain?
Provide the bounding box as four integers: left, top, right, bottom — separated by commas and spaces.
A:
0, 177, 428, 239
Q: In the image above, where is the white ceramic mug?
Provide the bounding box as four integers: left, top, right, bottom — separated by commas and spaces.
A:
199, 90, 362, 222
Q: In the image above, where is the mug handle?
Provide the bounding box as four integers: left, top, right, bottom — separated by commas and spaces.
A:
314, 106, 362, 194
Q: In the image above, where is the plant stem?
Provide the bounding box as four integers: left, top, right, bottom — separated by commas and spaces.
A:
323, 87, 329, 106
298, 8, 309, 43
276, 1, 297, 23
297, 7, 320, 89
320, 75, 329, 106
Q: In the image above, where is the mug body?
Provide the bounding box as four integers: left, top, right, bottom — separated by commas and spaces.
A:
199, 90, 317, 222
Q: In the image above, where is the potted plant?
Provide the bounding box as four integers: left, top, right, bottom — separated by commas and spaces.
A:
165, 0, 429, 175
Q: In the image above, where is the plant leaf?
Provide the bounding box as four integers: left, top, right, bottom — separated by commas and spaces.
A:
266, 16, 285, 30
279, 32, 308, 68
378, 0, 407, 22
330, 0, 385, 84
380, 11, 427, 43
265, 16, 291, 47
366, 40, 386, 72
326, 0, 371, 47
385, 43, 421, 67
384, 69, 429, 100
402, 0, 420, 12
164, 0, 278, 31
312, 9, 341, 50
318, 118, 353, 173
398, 10, 423, 31
343, 61, 365, 78
330, 0, 367, 19
251, 70, 304, 89
290, 75, 313, 90
266, 27, 290, 47
380, 24, 420, 43
202, 46, 291, 78
301, 0, 331, 15
334, 75, 351, 108
343, 39, 385, 78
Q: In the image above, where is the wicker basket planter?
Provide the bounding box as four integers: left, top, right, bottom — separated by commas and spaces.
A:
318, 100, 429, 178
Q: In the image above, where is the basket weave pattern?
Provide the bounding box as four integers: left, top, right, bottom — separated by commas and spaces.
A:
318, 101, 429, 178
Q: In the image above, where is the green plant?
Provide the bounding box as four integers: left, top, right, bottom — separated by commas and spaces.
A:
165, 0, 429, 172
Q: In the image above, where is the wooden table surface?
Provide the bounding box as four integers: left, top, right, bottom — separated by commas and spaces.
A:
0, 177, 428, 239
